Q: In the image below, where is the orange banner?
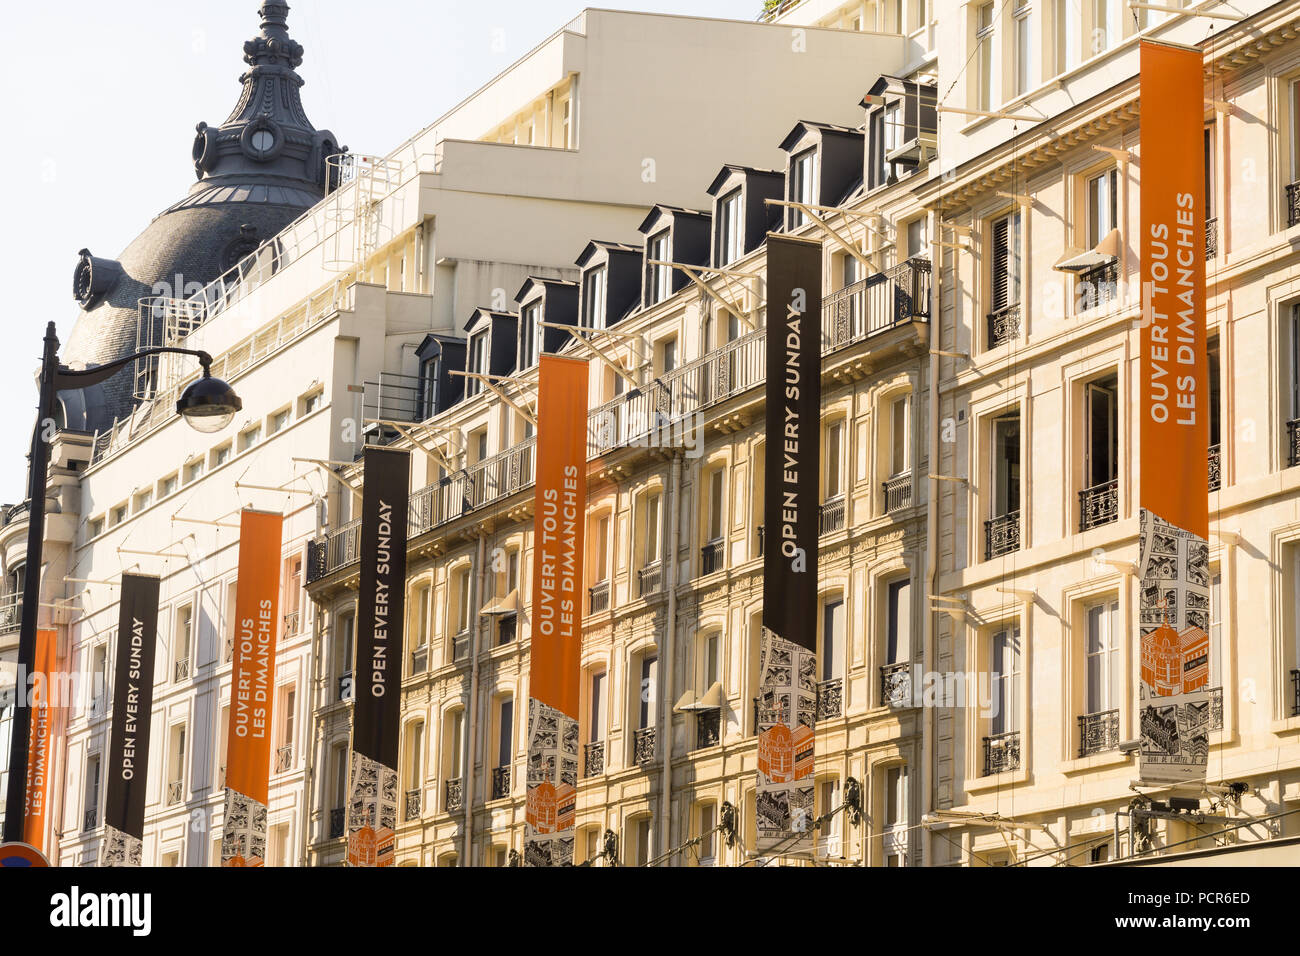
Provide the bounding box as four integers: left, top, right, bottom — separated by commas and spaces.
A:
23, 629, 57, 852
1140, 40, 1208, 539
225, 510, 284, 806
529, 355, 588, 719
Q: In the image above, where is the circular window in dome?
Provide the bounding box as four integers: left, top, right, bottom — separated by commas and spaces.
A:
240, 118, 283, 162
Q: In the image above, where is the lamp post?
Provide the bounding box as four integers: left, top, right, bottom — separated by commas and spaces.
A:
1, 320, 241, 843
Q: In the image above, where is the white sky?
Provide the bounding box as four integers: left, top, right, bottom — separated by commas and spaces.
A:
0, 0, 758, 502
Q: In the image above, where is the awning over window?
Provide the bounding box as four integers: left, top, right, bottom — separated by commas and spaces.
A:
480, 589, 519, 616
1054, 227, 1120, 273
674, 681, 723, 713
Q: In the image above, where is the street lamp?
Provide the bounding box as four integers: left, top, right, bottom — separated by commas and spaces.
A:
2, 321, 241, 842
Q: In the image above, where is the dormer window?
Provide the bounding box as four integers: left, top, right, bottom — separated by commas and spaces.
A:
519, 301, 540, 369
865, 77, 938, 191
647, 232, 671, 306
717, 190, 742, 266
789, 149, 817, 227
466, 331, 487, 397
583, 266, 607, 330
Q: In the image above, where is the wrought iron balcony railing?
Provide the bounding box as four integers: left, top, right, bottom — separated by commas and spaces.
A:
275, 745, 293, 774
987, 303, 1021, 348
700, 540, 724, 576
1077, 261, 1118, 310
1208, 444, 1221, 492
1079, 479, 1119, 532
1289, 418, 1300, 468
633, 726, 657, 765
445, 777, 463, 813
410, 644, 428, 675
584, 741, 605, 778
404, 788, 421, 822
819, 497, 846, 536
337, 671, 353, 702
1077, 709, 1120, 757
1287, 180, 1300, 228
282, 609, 301, 640
329, 808, 345, 839
491, 766, 511, 800
0, 594, 21, 633
982, 731, 1021, 776
816, 678, 843, 720
823, 256, 931, 351
1292, 670, 1300, 718
589, 580, 610, 614
880, 661, 912, 708
174, 658, 190, 683
883, 472, 912, 513
167, 780, 183, 805
1205, 217, 1218, 259
695, 710, 721, 750
83, 807, 97, 832
984, 511, 1020, 560
637, 562, 662, 599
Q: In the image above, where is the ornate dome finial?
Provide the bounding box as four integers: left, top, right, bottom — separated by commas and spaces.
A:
244, 1, 304, 70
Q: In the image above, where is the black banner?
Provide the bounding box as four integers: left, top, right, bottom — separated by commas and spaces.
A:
104, 573, 160, 850
763, 235, 821, 651
352, 445, 410, 769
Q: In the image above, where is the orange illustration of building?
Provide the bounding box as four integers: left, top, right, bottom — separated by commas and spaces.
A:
757, 724, 815, 782
1141, 624, 1209, 696
348, 826, 377, 867
527, 782, 559, 832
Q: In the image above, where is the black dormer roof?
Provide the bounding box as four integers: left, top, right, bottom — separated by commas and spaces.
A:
414, 333, 466, 416
575, 241, 642, 328
515, 277, 579, 355
463, 308, 520, 382
779, 121, 865, 231
638, 205, 711, 309
863, 75, 937, 191
706, 165, 783, 267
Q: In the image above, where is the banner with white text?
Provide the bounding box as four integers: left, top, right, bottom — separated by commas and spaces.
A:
23, 628, 58, 853
347, 445, 410, 866
524, 355, 588, 867
221, 509, 284, 866
1137, 40, 1211, 785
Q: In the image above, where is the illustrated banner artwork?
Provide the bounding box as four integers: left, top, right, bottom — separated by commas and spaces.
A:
221, 509, 284, 867
525, 355, 588, 867
103, 573, 161, 867
23, 629, 58, 853
1137, 40, 1210, 785
347, 445, 410, 866
758, 234, 822, 855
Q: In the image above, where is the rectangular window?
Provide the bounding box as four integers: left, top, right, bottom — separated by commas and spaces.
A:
133, 489, 152, 513
413, 584, 431, 654
185, 458, 204, 484
702, 632, 720, 689
1204, 124, 1215, 218
213, 443, 232, 467
1291, 306, 1300, 421
884, 102, 904, 156
887, 578, 911, 663
168, 723, 187, 802
818, 779, 843, 858
497, 698, 513, 768
1054, 0, 1078, 74
1085, 376, 1119, 489
1085, 599, 1121, 713
647, 232, 672, 305
699, 802, 717, 865
891, 396, 910, 476
1208, 338, 1221, 450
110, 504, 127, 527
88, 517, 104, 539
976, 3, 995, 111
175, 605, 193, 679
583, 266, 608, 329
595, 514, 610, 583
869, 110, 887, 188
884, 765, 909, 866
707, 469, 724, 542
269, 408, 291, 435
1093, 0, 1116, 55
993, 414, 1021, 518
635, 818, 651, 867
644, 493, 661, 566
456, 570, 472, 635
990, 626, 1022, 735
905, 218, 928, 259
83, 753, 101, 827
90, 643, 108, 715
1014, 3, 1033, 96
158, 473, 178, 498
1086, 168, 1119, 248
790, 149, 817, 227
639, 655, 658, 729
239, 425, 261, 452
658, 337, 677, 375
990, 211, 1022, 312
825, 420, 844, 500
561, 98, 572, 149
448, 711, 464, 779
822, 598, 845, 681
519, 302, 540, 369
589, 671, 605, 743
718, 190, 743, 265
303, 390, 323, 415
1209, 572, 1223, 690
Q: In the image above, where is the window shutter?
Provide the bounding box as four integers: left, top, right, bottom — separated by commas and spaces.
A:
991, 216, 1010, 311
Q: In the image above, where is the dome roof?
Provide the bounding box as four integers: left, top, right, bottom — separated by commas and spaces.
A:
61, 2, 345, 433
